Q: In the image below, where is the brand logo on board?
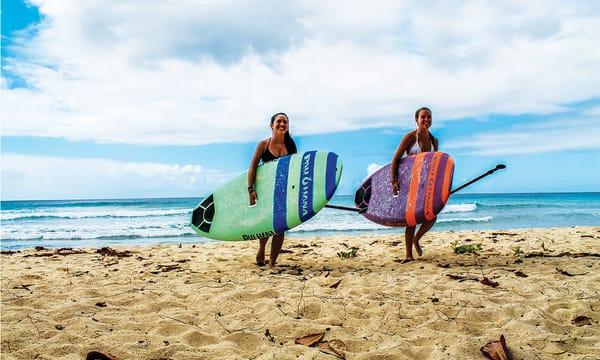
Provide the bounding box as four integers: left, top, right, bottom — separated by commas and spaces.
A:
300, 153, 313, 217
242, 231, 275, 241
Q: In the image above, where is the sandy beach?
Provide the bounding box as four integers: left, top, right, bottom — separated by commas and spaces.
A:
1, 226, 599, 359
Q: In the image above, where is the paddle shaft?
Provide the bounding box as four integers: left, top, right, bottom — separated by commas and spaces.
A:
450, 164, 506, 195
324, 204, 366, 213
326, 164, 505, 212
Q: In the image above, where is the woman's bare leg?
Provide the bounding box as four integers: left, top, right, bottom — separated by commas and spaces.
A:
403, 226, 416, 262
256, 237, 268, 266
269, 233, 285, 268
413, 218, 436, 256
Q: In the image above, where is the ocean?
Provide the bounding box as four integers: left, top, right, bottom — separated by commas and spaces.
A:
1, 193, 598, 250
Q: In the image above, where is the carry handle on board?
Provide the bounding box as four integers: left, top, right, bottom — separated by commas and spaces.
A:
325, 164, 506, 213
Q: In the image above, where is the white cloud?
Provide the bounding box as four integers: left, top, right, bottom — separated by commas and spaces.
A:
1, 153, 233, 200
366, 163, 383, 176
582, 106, 600, 117
2, 1, 599, 145
443, 117, 600, 156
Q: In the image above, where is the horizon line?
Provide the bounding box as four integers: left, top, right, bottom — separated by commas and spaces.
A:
1, 191, 599, 202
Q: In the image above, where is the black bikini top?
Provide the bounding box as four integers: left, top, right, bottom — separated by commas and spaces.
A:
260, 138, 295, 163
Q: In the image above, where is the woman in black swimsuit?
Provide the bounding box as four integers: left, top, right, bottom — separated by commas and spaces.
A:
247, 113, 298, 267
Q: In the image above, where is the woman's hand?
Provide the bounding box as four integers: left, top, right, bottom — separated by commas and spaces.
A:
391, 180, 400, 196
249, 188, 257, 206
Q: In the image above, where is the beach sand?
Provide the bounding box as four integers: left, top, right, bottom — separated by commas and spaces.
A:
2, 226, 599, 359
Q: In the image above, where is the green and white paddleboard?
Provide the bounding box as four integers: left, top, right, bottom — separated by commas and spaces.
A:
191, 151, 342, 241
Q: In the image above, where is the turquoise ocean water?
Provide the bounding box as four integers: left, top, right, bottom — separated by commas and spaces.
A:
1, 193, 598, 250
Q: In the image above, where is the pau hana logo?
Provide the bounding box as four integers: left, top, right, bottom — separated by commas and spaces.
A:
242, 231, 275, 241
300, 152, 314, 218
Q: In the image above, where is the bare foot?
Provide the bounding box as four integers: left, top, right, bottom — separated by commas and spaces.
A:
393, 258, 415, 264
256, 251, 266, 266
414, 242, 423, 257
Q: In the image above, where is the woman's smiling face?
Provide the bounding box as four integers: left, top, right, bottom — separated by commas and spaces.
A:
416, 109, 432, 129
271, 114, 289, 134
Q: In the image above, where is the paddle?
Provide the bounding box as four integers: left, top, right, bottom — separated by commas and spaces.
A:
326, 164, 506, 213
324, 204, 367, 213
450, 164, 506, 195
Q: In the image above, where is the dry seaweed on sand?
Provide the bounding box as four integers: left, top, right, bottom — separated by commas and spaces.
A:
480, 277, 500, 288
1, 250, 20, 255
24, 248, 87, 257
525, 251, 600, 258
96, 247, 133, 257
571, 315, 592, 326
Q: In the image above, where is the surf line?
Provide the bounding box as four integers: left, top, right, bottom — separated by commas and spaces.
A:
299, 151, 316, 222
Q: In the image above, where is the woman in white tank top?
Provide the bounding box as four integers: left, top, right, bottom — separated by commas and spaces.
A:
390, 107, 439, 263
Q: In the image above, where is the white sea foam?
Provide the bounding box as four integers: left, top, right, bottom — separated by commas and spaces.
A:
292, 220, 386, 232
290, 209, 493, 233
0, 221, 194, 241
437, 216, 493, 223
1, 208, 191, 220
441, 203, 477, 213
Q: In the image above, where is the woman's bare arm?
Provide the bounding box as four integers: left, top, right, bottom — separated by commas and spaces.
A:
247, 139, 267, 205
390, 132, 414, 182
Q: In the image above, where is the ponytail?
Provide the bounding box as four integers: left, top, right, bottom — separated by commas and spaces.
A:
284, 131, 297, 155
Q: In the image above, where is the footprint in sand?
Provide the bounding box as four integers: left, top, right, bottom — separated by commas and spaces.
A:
223, 332, 263, 352
182, 330, 218, 347
300, 302, 324, 320
229, 289, 280, 302
153, 323, 190, 337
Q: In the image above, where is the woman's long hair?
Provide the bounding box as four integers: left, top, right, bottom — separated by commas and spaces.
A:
270, 112, 297, 154
414, 106, 431, 120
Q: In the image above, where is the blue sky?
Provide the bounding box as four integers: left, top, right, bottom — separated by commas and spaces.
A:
2, 0, 599, 200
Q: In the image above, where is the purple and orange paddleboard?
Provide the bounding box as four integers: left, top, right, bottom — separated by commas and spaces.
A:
354, 152, 454, 227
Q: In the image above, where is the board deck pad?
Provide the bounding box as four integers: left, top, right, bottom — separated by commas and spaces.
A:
191, 151, 342, 241
355, 152, 454, 227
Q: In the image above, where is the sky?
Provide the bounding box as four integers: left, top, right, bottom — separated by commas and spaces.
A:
1, 0, 599, 200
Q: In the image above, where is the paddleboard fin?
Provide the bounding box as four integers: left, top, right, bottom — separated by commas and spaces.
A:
354, 178, 372, 211
192, 195, 214, 233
